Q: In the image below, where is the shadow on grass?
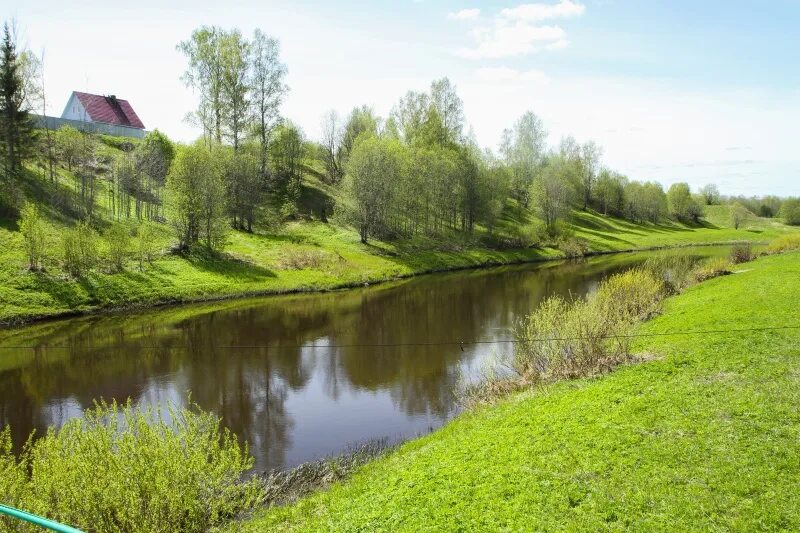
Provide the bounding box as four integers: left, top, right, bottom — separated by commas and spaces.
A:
185, 251, 277, 281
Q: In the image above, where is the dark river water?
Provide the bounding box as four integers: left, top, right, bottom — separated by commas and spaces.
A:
0, 247, 734, 472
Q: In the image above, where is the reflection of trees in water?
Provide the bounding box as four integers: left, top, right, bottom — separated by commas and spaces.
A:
0, 251, 659, 467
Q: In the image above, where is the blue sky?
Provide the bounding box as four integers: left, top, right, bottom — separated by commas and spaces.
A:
8, 0, 800, 195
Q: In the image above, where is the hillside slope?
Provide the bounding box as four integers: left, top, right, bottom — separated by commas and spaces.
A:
1, 161, 796, 326
241, 251, 800, 531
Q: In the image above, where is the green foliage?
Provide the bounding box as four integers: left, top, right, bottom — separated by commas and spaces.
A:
667, 182, 702, 222
0, 23, 38, 178
0, 401, 263, 533
729, 243, 753, 264
766, 233, 800, 254
342, 135, 405, 243
61, 221, 98, 277
18, 201, 46, 270
779, 198, 800, 225
594, 168, 627, 215
692, 256, 732, 282
729, 202, 752, 229
531, 156, 575, 233
166, 142, 227, 252
104, 222, 131, 272
510, 268, 664, 385
54, 126, 87, 172
623, 180, 667, 223
135, 221, 159, 268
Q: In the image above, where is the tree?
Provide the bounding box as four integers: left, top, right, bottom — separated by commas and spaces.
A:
223, 145, 261, 231
269, 122, 305, 208
429, 78, 464, 144
729, 202, 751, 229
339, 106, 379, 168
389, 90, 429, 144
249, 29, 287, 177
178, 26, 226, 144
55, 125, 85, 172
594, 169, 627, 215
220, 30, 250, 152
104, 222, 131, 272
0, 22, 38, 180
667, 182, 702, 222
61, 221, 98, 277
135, 130, 175, 220
531, 156, 574, 235
19, 201, 46, 270
320, 110, 343, 183
343, 136, 405, 243
699, 184, 720, 205
167, 143, 227, 251
778, 198, 800, 226
135, 221, 159, 269
501, 111, 547, 208
578, 141, 602, 209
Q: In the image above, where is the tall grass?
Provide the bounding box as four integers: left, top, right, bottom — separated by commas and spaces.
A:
766, 234, 800, 254
464, 249, 759, 407
0, 401, 263, 533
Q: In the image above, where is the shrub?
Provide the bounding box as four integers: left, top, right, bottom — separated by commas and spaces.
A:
693, 257, 732, 282
557, 236, 589, 258
135, 221, 160, 269
729, 243, 753, 264
767, 234, 800, 254
779, 199, 800, 225
642, 254, 698, 293
1, 401, 263, 533
277, 247, 331, 270
62, 221, 99, 277
104, 222, 131, 272
512, 268, 664, 384
18, 202, 47, 270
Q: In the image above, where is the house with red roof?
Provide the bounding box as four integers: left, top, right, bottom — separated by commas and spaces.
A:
59, 91, 146, 138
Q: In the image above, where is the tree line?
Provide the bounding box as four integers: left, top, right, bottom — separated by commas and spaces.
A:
1, 19, 799, 275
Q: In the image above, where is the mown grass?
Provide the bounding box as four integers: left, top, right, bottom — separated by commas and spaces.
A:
1, 166, 797, 326
239, 251, 800, 531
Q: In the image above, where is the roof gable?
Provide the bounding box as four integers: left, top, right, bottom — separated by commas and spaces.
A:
73, 92, 145, 129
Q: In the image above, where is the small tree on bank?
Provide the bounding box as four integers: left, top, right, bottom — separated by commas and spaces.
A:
19, 201, 46, 270
729, 202, 751, 230
166, 143, 227, 252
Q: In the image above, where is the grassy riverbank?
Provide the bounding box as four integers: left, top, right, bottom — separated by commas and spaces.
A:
1, 181, 796, 327
240, 251, 800, 531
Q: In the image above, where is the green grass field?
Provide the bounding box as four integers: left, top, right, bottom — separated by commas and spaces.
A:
239, 251, 800, 531
1, 162, 797, 326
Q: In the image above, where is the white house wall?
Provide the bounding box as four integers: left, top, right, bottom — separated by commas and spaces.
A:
60, 93, 92, 122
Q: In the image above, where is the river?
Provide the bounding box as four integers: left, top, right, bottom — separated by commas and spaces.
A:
0, 246, 736, 472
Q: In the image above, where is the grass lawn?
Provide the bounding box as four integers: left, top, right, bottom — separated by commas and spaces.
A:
239, 251, 800, 531
1, 165, 797, 326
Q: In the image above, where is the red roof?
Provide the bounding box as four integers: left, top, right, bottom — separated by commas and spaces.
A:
74, 91, 145, 129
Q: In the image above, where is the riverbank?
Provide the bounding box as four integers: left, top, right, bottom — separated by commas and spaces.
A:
239, 250, 800, 531
1, 205, 796, 327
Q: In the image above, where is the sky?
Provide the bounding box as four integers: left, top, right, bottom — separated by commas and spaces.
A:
7, 0, 800, 195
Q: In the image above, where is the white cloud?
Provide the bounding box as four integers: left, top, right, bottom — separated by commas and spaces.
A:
447, 8, 481, 21
475, 66, 551, 83
454, 1, 584, 60
457, 21, 567, 59
500, 1, 585, 22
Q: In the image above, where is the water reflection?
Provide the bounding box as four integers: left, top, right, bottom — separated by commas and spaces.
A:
0, 247, 732, 471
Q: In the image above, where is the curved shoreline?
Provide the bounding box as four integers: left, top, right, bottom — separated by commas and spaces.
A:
0, 239, 761, 330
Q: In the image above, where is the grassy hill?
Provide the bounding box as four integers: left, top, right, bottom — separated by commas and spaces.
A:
1, 150, 797, 326
239, 250, 800, 531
